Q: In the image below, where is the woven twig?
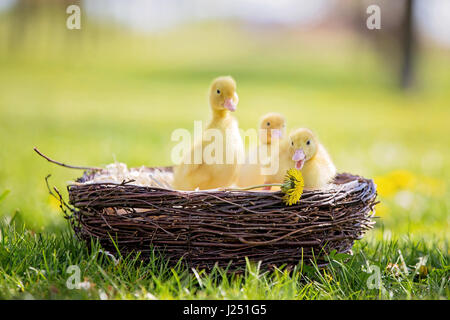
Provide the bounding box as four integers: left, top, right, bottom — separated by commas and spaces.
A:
65, 168, 378, 270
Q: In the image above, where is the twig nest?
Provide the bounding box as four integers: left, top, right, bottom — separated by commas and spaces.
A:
67, 168, 378, 271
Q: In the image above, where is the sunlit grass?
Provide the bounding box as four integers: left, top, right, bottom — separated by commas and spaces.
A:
0, 221, 447, 300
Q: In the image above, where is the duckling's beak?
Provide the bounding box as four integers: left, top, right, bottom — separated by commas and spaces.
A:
292, 148, 306, 170
271, 129, 283, 139
224, 92, 238, 112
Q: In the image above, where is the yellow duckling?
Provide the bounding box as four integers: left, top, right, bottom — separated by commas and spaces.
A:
289, 128, 336, 190
237, 113, 287, 188
172, 76, 243, 190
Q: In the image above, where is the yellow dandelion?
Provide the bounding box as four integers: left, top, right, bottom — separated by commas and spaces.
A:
390, 170, 416, 190
375, 169, 417, 198
281, 169, 304, 206
374, 176, 396, 197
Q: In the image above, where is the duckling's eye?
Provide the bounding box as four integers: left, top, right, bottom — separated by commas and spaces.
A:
291, 141, 294, 146
306, 140, 311, 145
216, 89, 221, 94
267, 122, 270, 126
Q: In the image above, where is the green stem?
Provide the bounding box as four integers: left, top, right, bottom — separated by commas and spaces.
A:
224, 183, 282, 191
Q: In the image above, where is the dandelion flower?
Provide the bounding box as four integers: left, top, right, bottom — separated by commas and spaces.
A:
281, 169, 304, 206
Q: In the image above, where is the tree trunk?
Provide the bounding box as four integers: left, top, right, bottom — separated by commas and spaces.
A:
400, 0, 415, 89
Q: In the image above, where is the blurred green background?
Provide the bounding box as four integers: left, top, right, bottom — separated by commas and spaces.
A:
0, 0, 448, 248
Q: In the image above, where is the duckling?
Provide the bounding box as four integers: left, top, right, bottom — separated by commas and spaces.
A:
172, 76, 243, 190
237, 113, 287, 188
289, 128, 336, 190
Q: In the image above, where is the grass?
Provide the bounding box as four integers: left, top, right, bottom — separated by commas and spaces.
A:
0, 221, 447, 300
0, 13, 449, 299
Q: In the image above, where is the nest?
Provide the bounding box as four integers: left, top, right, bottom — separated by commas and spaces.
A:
64, 167, 378, 270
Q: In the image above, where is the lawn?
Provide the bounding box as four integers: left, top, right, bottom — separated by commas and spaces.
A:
0, 20, 449, 299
